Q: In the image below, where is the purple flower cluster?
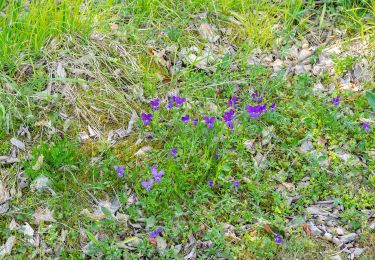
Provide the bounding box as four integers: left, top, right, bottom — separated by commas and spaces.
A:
150, 98, 160, 110
169, 148, 178, 158
362, 123, 370, 133
141, 178, 154, 192
246, 104, 267, 118
141, 165, 165, 192
204, 116, 215, 129
274, 233, 282, 244
149, 227, 164, 239
251, 92, 263, 103
141, 113, 152, 125
332, 96, 340, 107
181, 114, 190, 123
223, 109, 235, 131
151, 165, 164, 183
167, 95, 186, 109
114, 165, 125, 177
228, 95, 239, 108
233, 180, 239, 190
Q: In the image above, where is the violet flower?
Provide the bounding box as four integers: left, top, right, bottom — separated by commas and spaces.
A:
204, 116, 215, 129
274, 233, 282, 244
149, 98, 160, 110
208, 180, 213, 189
167, 96, 175, 109
332, 96, 340, 107
141, 178, 154, 192
181, 114, 190, 123
193, 118, 199, 126
174, 96, 186, 107
228, 96, 239, 108
223, 109, 235, 132
169, 148, 178, 158
362, 123, 370, 133
251, 92, 263, 103
151, 165, 164, 183
233, 180, 239, 190
141, 113, 152, 125
269, 103, 276, 112
246, 104, 267, 118
114, 165, 125, 177
149, 227, 164, 239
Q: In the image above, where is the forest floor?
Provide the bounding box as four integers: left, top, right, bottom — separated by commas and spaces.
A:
0, 1, 374, 259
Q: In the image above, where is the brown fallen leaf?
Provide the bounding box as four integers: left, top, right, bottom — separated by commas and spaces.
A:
134, 146, 152, 157
148, 237, 157, 245
0, 182, 10, 204
32, 155, 44, 171
32, 207, 56, 224
263, 224, 274, 234
302, 223, 312, 236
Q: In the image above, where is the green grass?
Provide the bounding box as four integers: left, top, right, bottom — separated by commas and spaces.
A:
0, 0, 374, 258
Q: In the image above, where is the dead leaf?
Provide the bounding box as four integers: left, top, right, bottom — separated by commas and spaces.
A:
302, 223, 312, 236
10, 138, 25, 150
156, 236, 167, 251
32, 155, 44, 171
110, 23, 118, 31
30, 175, 55, 195
0, 156, 19, 164
56, 62, 66, 78
0, 236, 15, 258
198, 23, 219, 43
300, 140, 313, 153
282, 182, 295, 191
263, 224, 273, 234
244, 140, 255, 150
0, 182, 10, 204
78, 132, 90, 142
0, 202, 9, 214
135, 146, 152, 156
32, 207, 56, 224
19, 223, 35, 245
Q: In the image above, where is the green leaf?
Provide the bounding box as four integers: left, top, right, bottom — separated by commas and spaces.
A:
366, 91, 375, 112
101, 206, 114, 220
85, 230, 100, 246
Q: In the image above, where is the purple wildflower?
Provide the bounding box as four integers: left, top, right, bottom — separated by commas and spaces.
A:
246, 104, 267, 118
114, 165, 125, 177
228, 96, 239, 108
274, 233, 282, 244
233, 180, 239, 190
181, 114, 190, 123
332, 96, 340, 107
208, 180, 213, 188
167, 96, 175, 109
193, 118, 199, 126
174, 96, 186, 107
169, 148, 178, 158
223, 109, 235, 122
130, 194, 138, 202
226, 121, 234, 132
141, 113, 152, 125
269, 103, 276, 112
204, 116, 215, 129
223, 109, 235, 132
151, 165, 165, 182
141, 178, 154, 192
251, 92, 263, 103
149, 98, 160, 110
149, 227, 164, 239
362, 123, 370, 133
